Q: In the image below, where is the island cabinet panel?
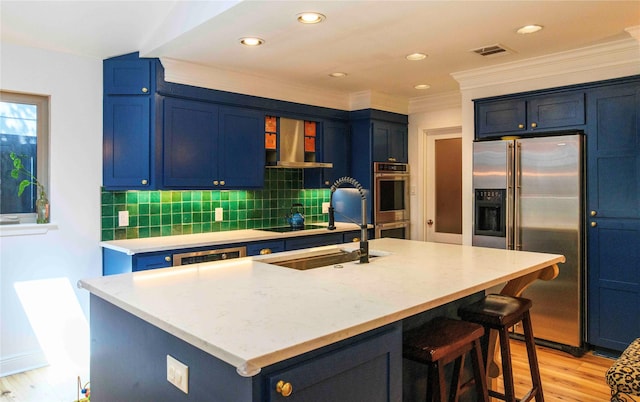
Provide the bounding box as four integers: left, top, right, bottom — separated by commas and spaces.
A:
475, 91, 585, 140
586, 79, 640, 352
90, 294, 401, 402
103, 96, 152, 188
266, 324, 401, 402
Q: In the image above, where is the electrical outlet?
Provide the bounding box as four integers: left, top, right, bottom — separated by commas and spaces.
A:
118, 210, 129, 227
167, 355, 189, 394
322, 202, 330, 214
215, 207, 223, 222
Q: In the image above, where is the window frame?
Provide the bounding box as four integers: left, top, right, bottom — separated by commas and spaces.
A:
0, 90, 50, 224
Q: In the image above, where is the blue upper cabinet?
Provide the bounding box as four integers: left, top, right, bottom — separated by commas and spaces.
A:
163, 100, 265, 189
163, 98, 220, 188
104, 57, 153, 95
476, 91, 585, 140
218, 106, 265, 188
304, 120, 351, 187
372, 121, 408, 163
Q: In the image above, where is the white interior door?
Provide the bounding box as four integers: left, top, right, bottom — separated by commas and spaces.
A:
426, 132, 462, 244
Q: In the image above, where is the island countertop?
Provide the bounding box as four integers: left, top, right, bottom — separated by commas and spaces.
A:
79, 238, 565, 377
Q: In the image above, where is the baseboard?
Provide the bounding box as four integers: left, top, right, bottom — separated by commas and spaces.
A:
0, 350, 48, 377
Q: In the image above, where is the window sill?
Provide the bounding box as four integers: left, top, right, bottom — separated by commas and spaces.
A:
0, 223, 59, 237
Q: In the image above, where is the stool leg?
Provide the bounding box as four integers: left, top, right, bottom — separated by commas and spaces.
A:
426, 362, 448, 402
470, 339, 489, 402
449, 355, 464, 402
521, 311, 544, 402
498, 326, 517, 402
436, 362, 448, 402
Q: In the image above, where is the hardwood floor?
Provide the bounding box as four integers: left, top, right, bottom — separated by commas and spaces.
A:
0, 339, 618, 401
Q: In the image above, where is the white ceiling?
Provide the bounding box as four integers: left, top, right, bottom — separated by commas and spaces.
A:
2, 1, 639, 101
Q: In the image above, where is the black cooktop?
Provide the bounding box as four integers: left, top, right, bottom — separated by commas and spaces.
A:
261, 224, 327, 233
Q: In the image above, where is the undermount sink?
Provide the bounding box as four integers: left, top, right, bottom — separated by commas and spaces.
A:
261, 249, 376, 270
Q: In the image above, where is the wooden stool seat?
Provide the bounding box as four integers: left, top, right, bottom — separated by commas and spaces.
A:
403, 317, 489, 402
458, 294, 544, 402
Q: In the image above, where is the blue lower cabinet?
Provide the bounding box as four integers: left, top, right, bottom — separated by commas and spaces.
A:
285, 233, 345, 251
246, 240, 285, 256
266, 324, 401, 401
103, 248, 172, 275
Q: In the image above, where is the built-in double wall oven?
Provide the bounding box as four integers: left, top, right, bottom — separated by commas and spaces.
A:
373, 162, 410, 239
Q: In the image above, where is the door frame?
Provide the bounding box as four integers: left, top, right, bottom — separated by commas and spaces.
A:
424, 127, 463, 244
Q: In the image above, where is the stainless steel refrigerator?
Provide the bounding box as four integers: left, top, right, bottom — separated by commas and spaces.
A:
472, 134, 584, 355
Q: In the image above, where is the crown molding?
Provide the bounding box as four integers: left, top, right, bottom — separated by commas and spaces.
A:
160, 58, 351, 111
625, 25, 640, 41
409, 91, 461, 114
451, 39, 640, 94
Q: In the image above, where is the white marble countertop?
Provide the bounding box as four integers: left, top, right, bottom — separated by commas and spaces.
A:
79, 238, 565, 377
100, 222, 365, 255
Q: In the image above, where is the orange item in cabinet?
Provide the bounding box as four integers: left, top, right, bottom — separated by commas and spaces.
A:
265, 116, 277, 133
304, 121, 316, 136
304, 136, 315, 152
265, 133, 277, 149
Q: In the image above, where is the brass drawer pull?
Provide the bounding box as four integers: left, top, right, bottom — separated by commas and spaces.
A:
276, 380, 292, 397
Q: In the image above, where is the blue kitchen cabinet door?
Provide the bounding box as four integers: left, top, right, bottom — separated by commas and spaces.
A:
586, 81, 640, 351
476, 99, 527, 138
163, 98, 220, 188
103, 96, 152, 189
305, 120, 351, 187
266, 324, 401, 402
372, 121, 408, 163
104, 58, 152, 95
246, 240, 285, 256
527, 92, 585, 130
218, 107, 265, 188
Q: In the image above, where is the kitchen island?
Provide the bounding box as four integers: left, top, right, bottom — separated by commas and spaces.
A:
79, 238, 564, 401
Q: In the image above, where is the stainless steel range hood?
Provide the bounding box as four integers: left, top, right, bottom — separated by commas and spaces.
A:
267, 118, 333, 168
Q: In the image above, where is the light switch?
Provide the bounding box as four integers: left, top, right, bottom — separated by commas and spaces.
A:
167, 355, 189, 394
118, 210, 129, 227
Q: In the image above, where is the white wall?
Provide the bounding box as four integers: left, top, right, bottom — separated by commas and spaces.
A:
0, 43, 102, 376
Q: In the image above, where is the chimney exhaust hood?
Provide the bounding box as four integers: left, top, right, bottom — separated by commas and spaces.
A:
267, 118, 333, 169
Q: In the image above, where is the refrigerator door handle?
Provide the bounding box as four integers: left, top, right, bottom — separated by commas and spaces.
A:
507, 142, 515, 250
514, 142, 522, 250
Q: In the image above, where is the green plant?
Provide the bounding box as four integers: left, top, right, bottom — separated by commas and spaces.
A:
9, 151, 46, 198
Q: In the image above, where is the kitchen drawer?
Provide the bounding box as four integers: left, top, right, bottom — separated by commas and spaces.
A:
246, 240, 285, 256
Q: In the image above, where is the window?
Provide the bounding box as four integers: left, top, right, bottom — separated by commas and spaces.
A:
0, 91, 49, 223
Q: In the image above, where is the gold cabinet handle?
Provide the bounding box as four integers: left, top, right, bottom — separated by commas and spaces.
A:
531, 122, 538, 128
164, 256, 171, 262
213, 180, 219, 185
352, 237, 360, 242
141, 179, 148, 185
141, 87, 149, 93
518, 124, 525, 129
220, 180, 225, 186
276, 380, 293, 397
324, 180, 330, 186
260, 248, 272, 255
591, 221, 597, 227
590, 210, 597, 217
388, 157, 397, 162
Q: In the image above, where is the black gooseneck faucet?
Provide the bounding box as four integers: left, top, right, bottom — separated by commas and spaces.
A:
327, 177, 369, 264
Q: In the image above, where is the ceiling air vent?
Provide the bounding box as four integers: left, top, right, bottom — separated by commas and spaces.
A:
471, 44, 513, 57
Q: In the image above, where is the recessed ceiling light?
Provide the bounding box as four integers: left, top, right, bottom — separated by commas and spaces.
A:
406, 53, 427, 61
414, 84, 431, 90
517, 25, 543, 34
297, 12, 326, 24
239, 37, 265, 46
329, 72, 347, 78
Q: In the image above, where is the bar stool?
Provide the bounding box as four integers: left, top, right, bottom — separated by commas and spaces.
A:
458, 294, 544, 402
403, 317, 489, 402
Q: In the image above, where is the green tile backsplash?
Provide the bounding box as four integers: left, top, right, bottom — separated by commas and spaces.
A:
101, 169, 330, 241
